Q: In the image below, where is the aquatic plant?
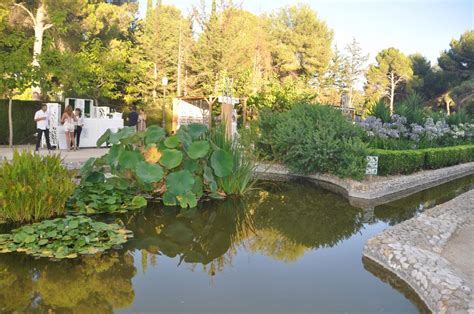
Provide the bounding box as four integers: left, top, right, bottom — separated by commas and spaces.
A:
80, 123, 253, 209
0, 216, 132, 259
0, 151, 76, 222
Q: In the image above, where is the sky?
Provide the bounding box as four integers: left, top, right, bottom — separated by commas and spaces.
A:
137, 0, 474, 65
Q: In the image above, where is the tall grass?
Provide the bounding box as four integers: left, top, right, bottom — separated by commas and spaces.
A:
0, 151, 75, 222
210, 125, 258, 196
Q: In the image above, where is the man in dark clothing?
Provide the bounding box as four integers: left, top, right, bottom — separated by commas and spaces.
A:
128, 107, 138, 128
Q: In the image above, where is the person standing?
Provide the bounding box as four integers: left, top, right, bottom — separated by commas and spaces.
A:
74, 108, 84, 149
137, 108, 147, 132
34, 104, 52, 151
61, 105, 76, 151
128, 106, 138, 129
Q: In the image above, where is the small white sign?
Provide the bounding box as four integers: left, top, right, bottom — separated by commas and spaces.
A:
218, 96, 240, 105
366, 156, 378, 175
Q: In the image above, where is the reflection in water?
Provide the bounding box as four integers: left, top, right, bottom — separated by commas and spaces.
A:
374, 175, 474, 226
0, 253, 136, 313
362, 257, 430, 314
0, 176, 472, 312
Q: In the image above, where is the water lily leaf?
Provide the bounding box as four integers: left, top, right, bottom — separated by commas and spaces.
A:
192, 176, 204, 199
13, 232, 27, 243
203, 165, 218, 192
187, 141, 210, 159
166, 170, 195, 195
210, 149, 234, 177
106, 145, 123, 165
143, 146, 162, 163
131, 196, 147, 208
109, 127, 136, 144
85, 171, 105, 184
145, 126, 166, 145
68, 220, 79, 229
187, 124, 208, 139
118, 150, 142, 169
164, 135, 180, 148
159, 149, 183, 169
80, 158, 96, 176
177, 191, 198, 209
96, 129, 112, 147
176, 127, 192, 148
162, 192, 177, 206
183, 159, 199, 173
135, 161, 164, 183
38, 239, 49, 246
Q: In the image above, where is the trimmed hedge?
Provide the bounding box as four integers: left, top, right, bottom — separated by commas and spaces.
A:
369, 145, 474, 176
0, 100, 41, 145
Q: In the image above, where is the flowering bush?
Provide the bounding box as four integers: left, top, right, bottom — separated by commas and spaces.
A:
359, 115, 474, 149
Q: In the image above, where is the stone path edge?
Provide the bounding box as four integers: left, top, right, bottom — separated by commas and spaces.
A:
362, 190, 474, 314
255, 162, 474, 208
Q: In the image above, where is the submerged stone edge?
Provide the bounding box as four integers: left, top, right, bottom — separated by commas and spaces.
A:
363, 190, 474, 313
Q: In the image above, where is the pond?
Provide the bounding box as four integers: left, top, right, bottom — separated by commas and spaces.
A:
1, 175, 473, 313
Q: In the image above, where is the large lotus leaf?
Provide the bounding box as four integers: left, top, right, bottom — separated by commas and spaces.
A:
164, 135, 180, 148
109, 127, 136, 144
203, 165, 218, 192
187, 124, 208, 139
210, 149, 234, 177
176, 127, 192, 148
106, 145, 123, 165
166, 170, 195, 195
80, 158, 96, 176
177, 191, 198, 209
131, 196, 147, 208
145, 126, 166, 145
159, 149, 183, 169
143, 146, 161, 163
96, 129, 112, 147
85, 171, 105, 183
183, 159, 199, 173
162, 192, 177, 206
135, 161, 164, 183
192, 176, 204, 199
118, 150, 142, 169
186, 141, 210, 159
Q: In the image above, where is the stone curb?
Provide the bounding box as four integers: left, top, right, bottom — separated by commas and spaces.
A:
363, 190, 474, 313
255, 162, 474, 207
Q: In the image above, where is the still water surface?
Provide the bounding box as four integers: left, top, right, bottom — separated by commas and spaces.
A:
1, 175, 473, 313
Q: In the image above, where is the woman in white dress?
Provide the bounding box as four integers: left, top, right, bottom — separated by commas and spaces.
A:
61, 105, 76, 151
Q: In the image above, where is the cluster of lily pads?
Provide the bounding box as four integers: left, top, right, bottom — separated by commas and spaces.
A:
0, 216, 132, 259
78, 124, 235, 209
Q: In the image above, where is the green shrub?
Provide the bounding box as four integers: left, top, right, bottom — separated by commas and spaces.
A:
259, 104, 368, 180
0, 151, 76, 222
368, 149, 425, 175
394, 92, 426, 124
370, 145, 474, 175
424, 145, 474, 169
446, 108, 471, 125
369, 100, 391, 123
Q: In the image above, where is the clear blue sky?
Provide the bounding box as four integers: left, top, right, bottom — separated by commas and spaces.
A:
138, 0, 474, 65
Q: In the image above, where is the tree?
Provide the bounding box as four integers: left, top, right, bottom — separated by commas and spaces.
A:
268, 4, 333, 80
365, 48, 413, 114
438, 30, 474, 81
344, 38, 368, 108
0, 8, 33, 147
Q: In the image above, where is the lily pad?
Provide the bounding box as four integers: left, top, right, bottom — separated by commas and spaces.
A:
159, 149, 183, 169
166, 170, 195, 195
135, 161, 164, 183
187, 141, 210, 159
164, 135, 180, 148
177, 191, 198, 208
187, 123, 208, 139
118, 150, 142, 169
145, 126, 166, 145
210, 149, 234, 177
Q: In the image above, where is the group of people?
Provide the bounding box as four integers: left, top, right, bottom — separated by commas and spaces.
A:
35, 104, 147, 152
34, 104, 84, 151
127, 107, 147, 131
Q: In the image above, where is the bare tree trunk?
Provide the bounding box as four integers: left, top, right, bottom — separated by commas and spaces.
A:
31, 1, 49, 100
8, 97, 13, 148
389, 72, 395, 115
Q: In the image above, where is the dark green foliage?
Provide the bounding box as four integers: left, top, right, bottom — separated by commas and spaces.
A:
260, 104, 368, 180
395, 92, 426, 124
0, 151, 76, 223
370, 145, 474, 175
0, 216, 132, 259
368, 149, 425, 175
424, 145, 474, 169
446, 109, 472, 125
369, 100, 391, 123
0, 100, 41, 145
